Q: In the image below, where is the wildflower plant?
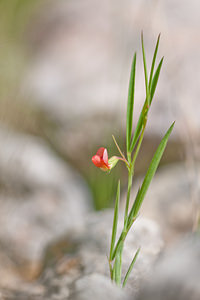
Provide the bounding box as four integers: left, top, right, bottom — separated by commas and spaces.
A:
92, 33, 174, 287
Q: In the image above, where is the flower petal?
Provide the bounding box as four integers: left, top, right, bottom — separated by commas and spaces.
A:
102, 148, 108, 164
92, 147, 110, 171
96, 147, 105, 158
92, 155, 102, 167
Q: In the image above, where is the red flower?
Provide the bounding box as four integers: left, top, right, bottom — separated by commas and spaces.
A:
92, 147, 111, 171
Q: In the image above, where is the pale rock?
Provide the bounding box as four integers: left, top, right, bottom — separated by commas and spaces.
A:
0, 126, 91, 276
131, 163, 200, 244
73, 273, 126, 300
78, 210, 163, 292
134, 235, 200, 300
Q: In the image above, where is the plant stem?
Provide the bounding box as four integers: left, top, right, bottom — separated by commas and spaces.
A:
124, 170, 133, 228
124, 119, 147, 229
112, 122, 146, 280
132, 120, 146, 166
109, 259, 113, 280
117, 244, 123, 286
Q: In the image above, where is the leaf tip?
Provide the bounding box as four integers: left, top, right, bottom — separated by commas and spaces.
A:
171, 120, 176, 128
141, 30, 144, 42
171, 121, 175, 130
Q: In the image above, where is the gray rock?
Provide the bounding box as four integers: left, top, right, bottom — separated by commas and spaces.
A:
131, 163, 200, 244
0, 126, 92, 282
0, 209, 163, 299
77, 210, 163, 292
72, 273, 126, 300
0, 126, 84, 190
29, 210, 162, 299
134, 234, 200, 300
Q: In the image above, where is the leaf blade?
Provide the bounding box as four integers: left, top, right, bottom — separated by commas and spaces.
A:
130, 37, 163, 153
126, 53, 136, 153
141, 32, 149, 104
150, 57, 164, 104
128, 122, 175, 224
149, 33, 161, 88
122, 247, 140, 287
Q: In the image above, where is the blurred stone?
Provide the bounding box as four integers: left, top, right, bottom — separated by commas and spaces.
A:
0, 246, 22, 289
0, 208, 165, 299
0, 126, 92, 285
73, 273, 126, 300
76, 210, 163, 292
134, 234, 200, 300
6, 210, 161, 299
131, 163, 200, 244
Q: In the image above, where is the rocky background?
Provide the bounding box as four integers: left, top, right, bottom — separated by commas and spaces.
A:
0, 0, 200, 299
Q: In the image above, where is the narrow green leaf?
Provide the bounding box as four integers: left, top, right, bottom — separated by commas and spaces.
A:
130, 57, 163, 152
141, 32, 150, 105
149, 33, 161, 88
150, 57, 164, 104
130, 36, 163, 153
122, 247, 140, 287
109, 180, 120, 260
128, 122, 175, 224
126, 53, 136, 153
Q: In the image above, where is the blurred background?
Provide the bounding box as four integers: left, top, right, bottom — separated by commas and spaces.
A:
0, 0, 199, 293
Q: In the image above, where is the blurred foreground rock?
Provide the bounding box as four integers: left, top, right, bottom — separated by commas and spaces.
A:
0, 210, 163, 299
134, 234, 200, 300
76, 211, 163, 290
1, 232, 200, 300
0, 126, 92, 286
73, 273, 126, 300
137, 163, 200, 244
0, 195, 199, 299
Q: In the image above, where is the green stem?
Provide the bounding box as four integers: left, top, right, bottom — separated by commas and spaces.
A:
127, 151, 132, 165
118, 245, 123, 285
109, 259, 113, 280
112, 238, 124, 286
124, 170, 133, 228
132, 120, 146, 166
111, 225, 130, 261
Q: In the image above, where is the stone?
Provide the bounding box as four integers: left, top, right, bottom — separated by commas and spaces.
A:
0, 209, 163, 299
134, 234, 200, 300
73, 273, 126, 300
76, 210, 163, 292
0, 126, 92, 284
130, 163, 200, 244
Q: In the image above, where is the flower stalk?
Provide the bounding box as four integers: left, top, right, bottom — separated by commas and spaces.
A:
91, 33, 174, 287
